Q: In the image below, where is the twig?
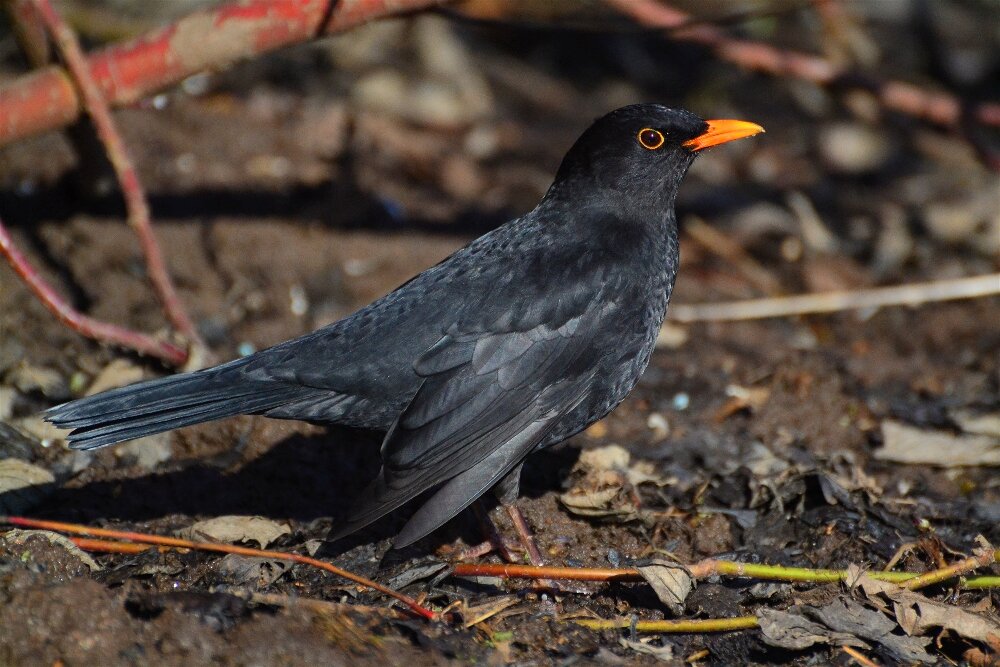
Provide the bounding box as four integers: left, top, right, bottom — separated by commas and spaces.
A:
0, 217, 189, 365
450, 558, 1000, 588
683, 217, 783, 295
229, 589, 398, 618
1, 515, 436, 620
0, 0, 449, 147
903, 548, 1000, 591
31, 0, 205, 362
603, 0, 1000, 131
841, 645, 881, 667
3, 0, 50, 65
665, 273, 1000, 325
571, 615, 759, 633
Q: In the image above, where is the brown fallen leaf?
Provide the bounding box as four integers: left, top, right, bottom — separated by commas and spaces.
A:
853, 570, 1000, 645
758, 607, 864, 650
0, 458, 56, 514
1, 528, 101, 571
213, 553, 290, 588
713, 384, 771, 423
875, 420, 1000, 467
560, 445, 673, 519
636, 560, 693, 616
177, 516, 291, 548
619, 637, 675, 661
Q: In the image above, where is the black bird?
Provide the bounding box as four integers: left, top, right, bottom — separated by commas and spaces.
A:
46, 105, 762, 553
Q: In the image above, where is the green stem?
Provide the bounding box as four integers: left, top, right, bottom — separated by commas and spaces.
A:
573, 616, 759, 633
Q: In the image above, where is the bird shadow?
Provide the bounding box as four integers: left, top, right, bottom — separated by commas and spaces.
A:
24, 423, 581, 556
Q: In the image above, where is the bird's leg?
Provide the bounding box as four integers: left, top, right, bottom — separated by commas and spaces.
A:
458, 501, 518, 562
493, 464, 546, 567
503, 502, 546, 567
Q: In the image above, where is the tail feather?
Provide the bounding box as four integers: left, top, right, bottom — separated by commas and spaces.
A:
46, 363, 310, 450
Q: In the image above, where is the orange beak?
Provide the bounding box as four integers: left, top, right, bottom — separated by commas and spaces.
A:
683, 119, 764, 151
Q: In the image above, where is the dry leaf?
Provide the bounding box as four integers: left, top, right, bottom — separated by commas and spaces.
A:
178, 516, 291, 548
876, 420, 1000, 466
462, 595, 520, 628
560, 445, 673, 518
758, 607, 863, 650
636, 560, 693, 615
854, 572, 1000, 645
0, 458, 55, 513
559, 486, 628, 518
809, 597, 934, 664
953, 410, 1000, 438
1, 529, 101, 571
214, 554, 289, 588
619, 637, 674, 661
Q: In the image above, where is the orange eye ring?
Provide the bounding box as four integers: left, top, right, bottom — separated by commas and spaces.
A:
637, 128, 665, 150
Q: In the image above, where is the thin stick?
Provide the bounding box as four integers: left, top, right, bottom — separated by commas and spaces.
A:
450, 558, 1000, 589
666, 273, 1000, 324
3, 0, 50, 65
603, 0, 1000, 131
31, 0, 204, 360
0, 218, 188, 365
841, 645, 881, 667
231, 590, 396, 617
0, 0, 449, 147
572, 615, 759, 633
1, 515, 436, 620
903, 549, 1000, 591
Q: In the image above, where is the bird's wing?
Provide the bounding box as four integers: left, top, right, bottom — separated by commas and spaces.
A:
332, 278, 616, 544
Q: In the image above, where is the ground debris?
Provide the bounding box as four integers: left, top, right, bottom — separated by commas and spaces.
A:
177, 516, 292, 548
758, 606, 863, 650
0, 458, 56, 513
876, 420, 1000, 466
1, 528, 101, 571
636, 560, 694, 615
559, 444, 672, 519
853, 570, 1000, 645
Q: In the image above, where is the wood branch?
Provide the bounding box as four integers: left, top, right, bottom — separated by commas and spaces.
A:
31, 0, 205, 361
0, 216, 188, 365
665, 273, 1000, 326
604, 0, 1000, 131
0, 0, 448, 147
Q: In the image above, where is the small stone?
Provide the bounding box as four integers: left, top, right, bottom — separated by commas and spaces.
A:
0, 387, 16, 420
113, 433, 173, 470
646, 413, 669, 439
8, 362, 68, 400
817, 122, 891, 174
289, 285, 309, 317
656, 323, 688, 349
86, 359, 145, 396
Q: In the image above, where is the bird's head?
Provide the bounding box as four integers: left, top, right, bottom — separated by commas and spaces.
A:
547, 104, 763, 212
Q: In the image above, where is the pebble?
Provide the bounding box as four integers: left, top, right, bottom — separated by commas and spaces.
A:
671, 393, 690, 411
817, 122, 892, 174
646, 413, 670, 439
289, 285, 309, 317
8, 362, 68, 400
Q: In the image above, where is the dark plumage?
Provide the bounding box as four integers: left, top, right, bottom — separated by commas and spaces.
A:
46, 105, 762, 548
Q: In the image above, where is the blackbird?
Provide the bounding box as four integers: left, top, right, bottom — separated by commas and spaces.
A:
46, 105, 762, 551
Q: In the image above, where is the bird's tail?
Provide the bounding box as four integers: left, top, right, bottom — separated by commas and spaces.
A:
46, 358, 308, 451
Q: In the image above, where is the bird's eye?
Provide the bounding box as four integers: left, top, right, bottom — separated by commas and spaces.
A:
637, 128, 665, 150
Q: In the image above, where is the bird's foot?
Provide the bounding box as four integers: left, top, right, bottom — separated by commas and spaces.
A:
503, 503, 546, 567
